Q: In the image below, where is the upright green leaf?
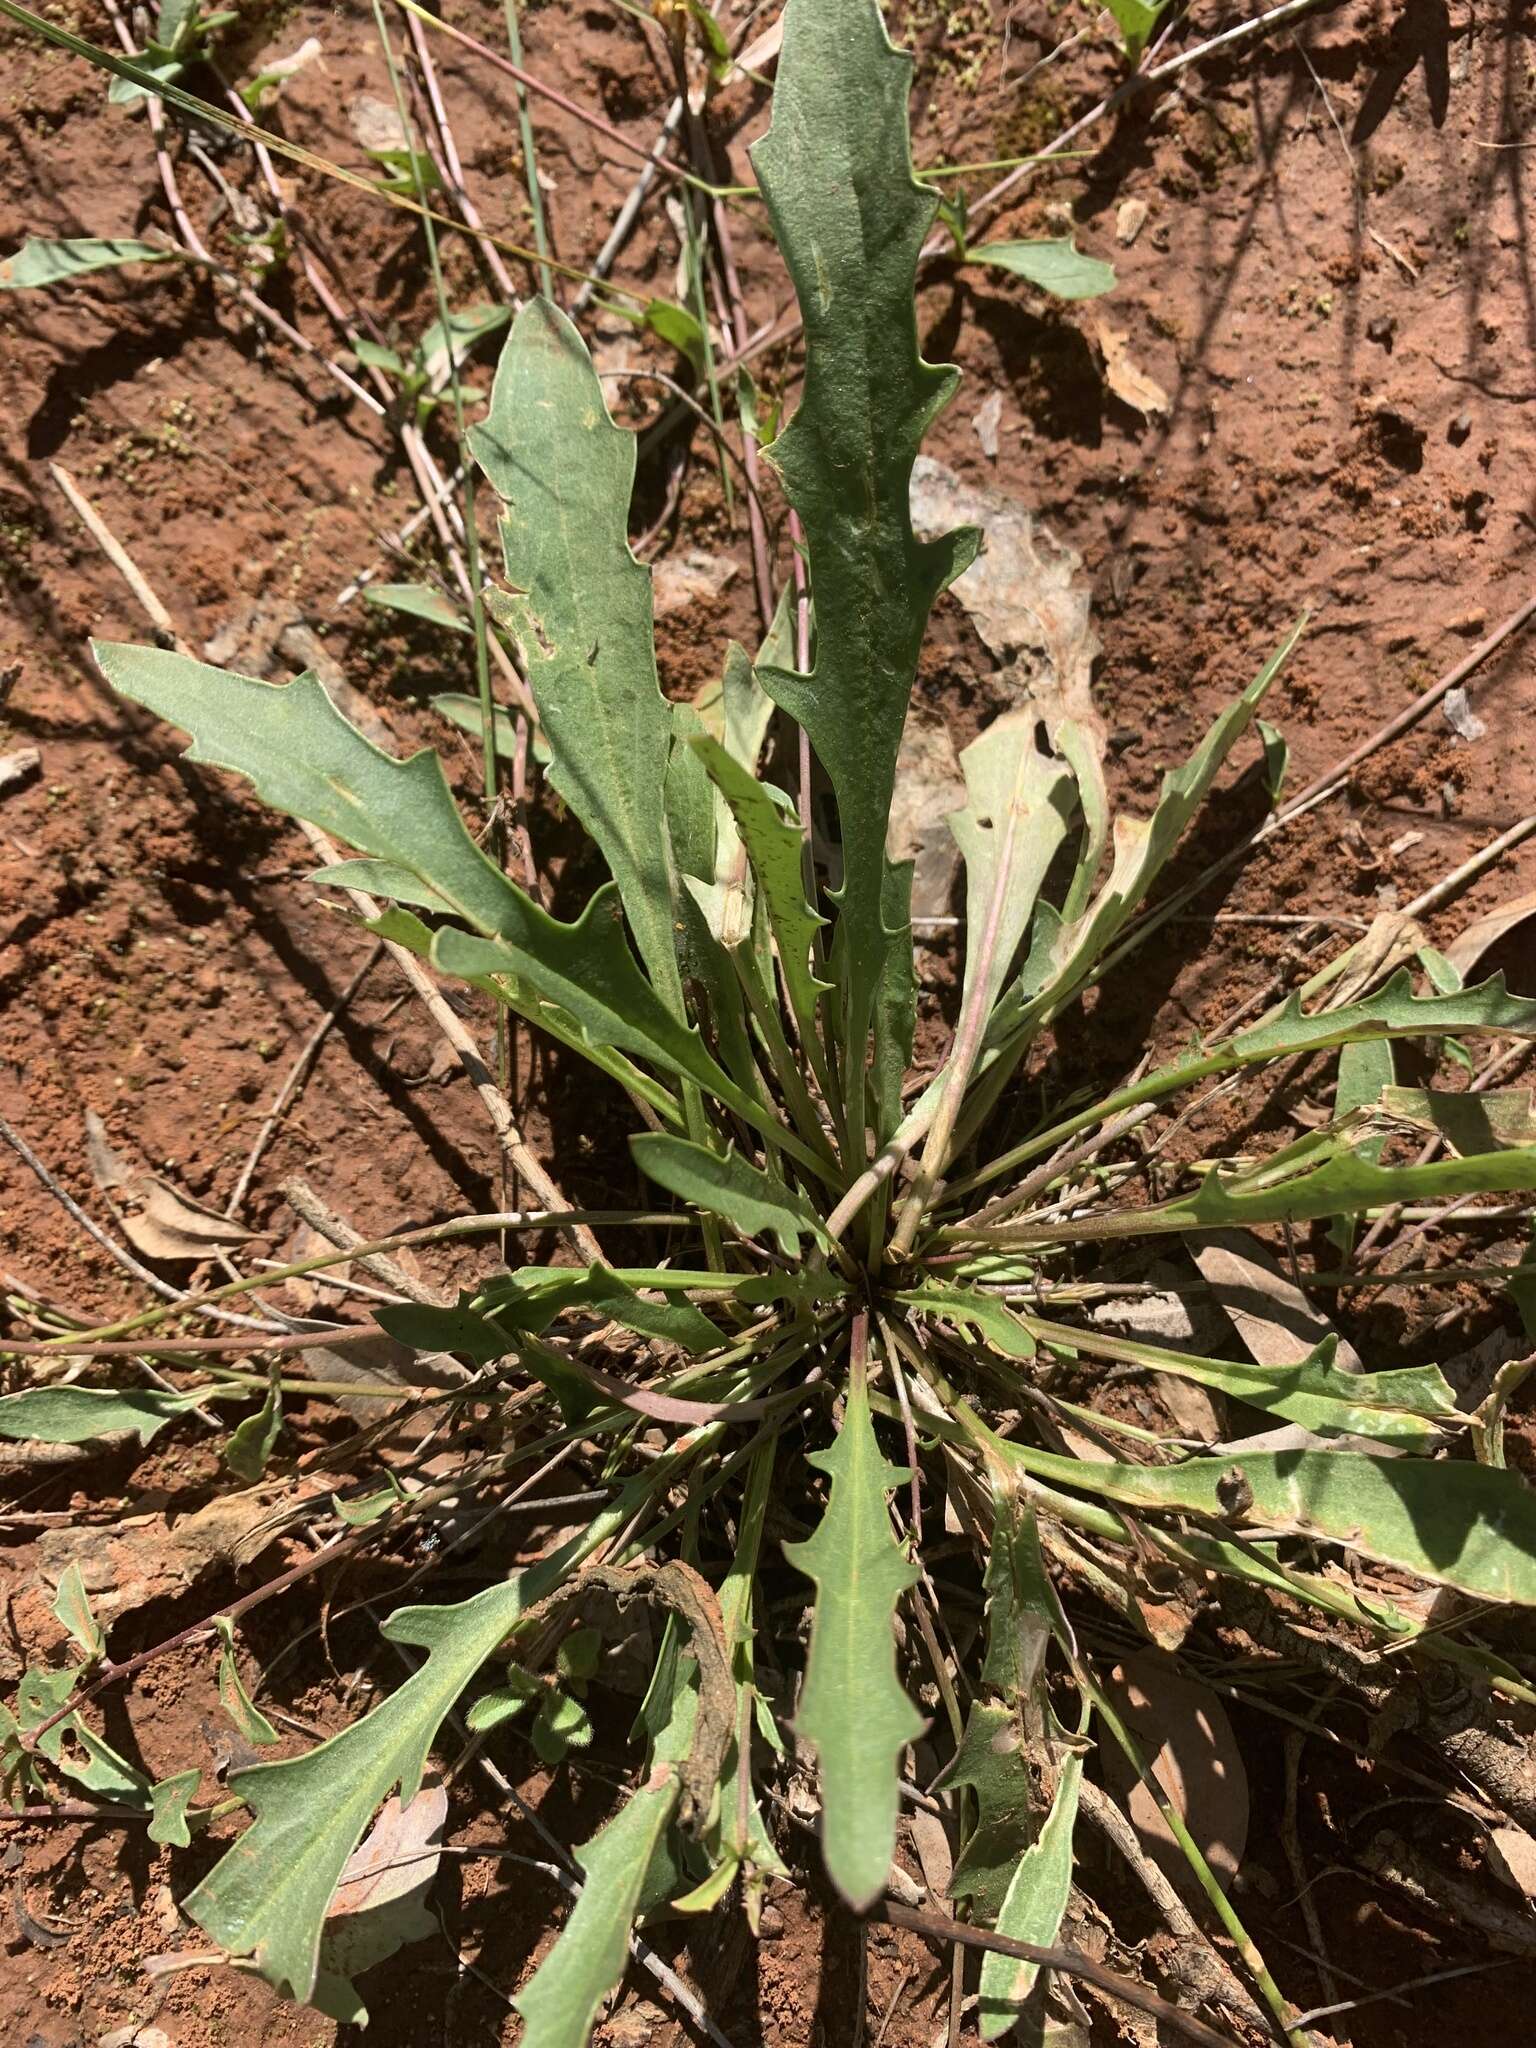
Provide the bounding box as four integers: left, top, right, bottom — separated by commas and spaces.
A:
225, 1369, 283, 1482
51, 1563, 104, 1661
785, 1373, 923, 1909
1028, 626, 1303, 1026
1104, 0, 1168, 61
149, 1768, 203, 1847
363, 583, 469, 634
95, 643, 745, 1109
473, 298, 682, 1006
215, 1616, 279, 1747
979, 1751, 1083, 2038
515, 1775, 681, 2048
944, 1704, 1035, 1921
519, 1617, 706, 2047
750, 0, 978, 1065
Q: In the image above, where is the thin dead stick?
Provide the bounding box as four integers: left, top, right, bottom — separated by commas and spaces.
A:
18, 1533, 360, 1753
0, 1325, 392, 1358
397, 0, 695, 188
1284, 594, 1536, 819
1402, 814, 1536, 918
227, 944, 383, 1216
50, 460, 571, 1260
1291, 1960, 1512, 2031
100, 0, 388, 421
282, 1174, 451, 1309
876, 1901, 1244, 2048
938, 0, 1339, 250
1079, 1778, 1268, 2032
405, 6, 519, 300
297, 823, 604, 1262
573, 97, 687, 313
683, 80, 776, 633
43, 1207, 686, 1350
49, 463, 178, 639
1280, 1731, 1347, 2028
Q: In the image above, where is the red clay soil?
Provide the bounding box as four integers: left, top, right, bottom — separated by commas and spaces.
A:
3, 1, 1536, 2043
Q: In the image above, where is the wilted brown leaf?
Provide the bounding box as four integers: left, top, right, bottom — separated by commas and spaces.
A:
1102, 1651, 1248, 1894
1446, 888, 1536, 983
1092, 321, 1169, 418
84, 1110, 257, 1263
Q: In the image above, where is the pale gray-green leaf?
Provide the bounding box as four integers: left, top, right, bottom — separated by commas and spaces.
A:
186, 1579, 529, 1999
1005, 1442, 1536, 1605
51, 1562, 104, 1660
969, 237, 1115, 301
0, 235, 175, 289
474, 296, 682, 1005
1384, 1085, 1536, 1155
750, 0, 978, 1058
979, 1751, 1083, 2037
515, 1778, 681, 2048
785, 1374, 923, 1909
690, 733, 828, 1054
225, 1371, 282, 1482
0, 1384, 205, 1446
363, 583, 469, 633
948, 712, 1076, 1024
91, 646, 526, 940
630, 1132, 829, 1256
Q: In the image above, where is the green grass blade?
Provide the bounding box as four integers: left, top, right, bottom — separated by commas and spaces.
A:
1018, 1314, 1457, 1447
473, 298, 684, 1008
950, 968, 1536, 1206
1027, 622, 1303, 1028
784, 1372, 923, 1909
690, 733, 830, 1071
1062, 1142, 1536, 1239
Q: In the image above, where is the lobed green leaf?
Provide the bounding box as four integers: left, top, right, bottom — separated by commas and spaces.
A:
785, 1373, 924, 1909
